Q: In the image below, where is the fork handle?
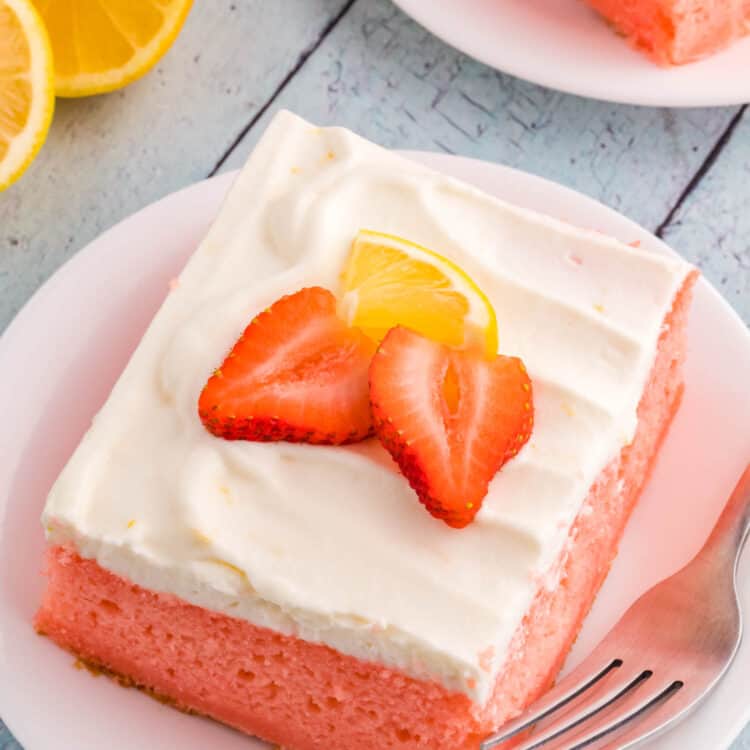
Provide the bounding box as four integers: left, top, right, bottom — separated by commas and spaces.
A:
698, 463, 750, 573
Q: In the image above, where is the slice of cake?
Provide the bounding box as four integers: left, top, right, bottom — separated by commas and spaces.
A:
584, 0, 750, 65
36, 110, 697, 750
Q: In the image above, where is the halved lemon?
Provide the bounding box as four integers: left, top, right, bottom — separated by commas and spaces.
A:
0, 0, 54, 190
340, 229, 498, 357
32, 0, 193, 97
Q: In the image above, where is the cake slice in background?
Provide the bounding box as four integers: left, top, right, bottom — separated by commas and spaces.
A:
584, 0, 750, 65
35, 111, 697, 750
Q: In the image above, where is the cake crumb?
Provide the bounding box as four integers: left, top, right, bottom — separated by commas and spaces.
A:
74, 658, 101, 677
326, 150, 335, 160
593, 303, 605, 314
127, 519, 136, 529
290, 166, 301, 174
628, 239, 641, 248
478, 646, 495, 672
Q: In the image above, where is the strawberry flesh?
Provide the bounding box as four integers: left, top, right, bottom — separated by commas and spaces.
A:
369, 326, 533, 528
199, 287, 377, 444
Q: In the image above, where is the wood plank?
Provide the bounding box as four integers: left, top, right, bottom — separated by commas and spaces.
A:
0, 0, 351, 331
1, 0, 747, 747
0, 722, 19, 748
221, 0, 739, 239
659, 107, 750, 325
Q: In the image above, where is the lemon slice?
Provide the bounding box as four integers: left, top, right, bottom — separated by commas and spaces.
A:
341, 229, 498, 357
32, 0, 193, 97
0, 0, 54, 190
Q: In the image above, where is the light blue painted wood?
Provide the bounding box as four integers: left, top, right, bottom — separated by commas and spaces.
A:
220, 0, 740, 239
0, 0, 748, 747
0, 722, 20, 750
0, 0, 350, 332
661, 109, 750, 325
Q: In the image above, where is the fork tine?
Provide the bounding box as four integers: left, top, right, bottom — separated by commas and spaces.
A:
498, 667, 653, 750
593, 681, 687, 750
544, 678, 684, 750
479, 657, 623, 749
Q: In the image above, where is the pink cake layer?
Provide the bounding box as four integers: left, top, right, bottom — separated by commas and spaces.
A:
585, 0, 750, 65
35, 274, 697, 750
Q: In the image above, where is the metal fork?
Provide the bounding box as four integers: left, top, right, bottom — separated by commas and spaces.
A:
481, 463, 750, 750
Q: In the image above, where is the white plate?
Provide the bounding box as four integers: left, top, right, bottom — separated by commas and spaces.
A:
0, 154, 749, 750
393, 0, 750, 107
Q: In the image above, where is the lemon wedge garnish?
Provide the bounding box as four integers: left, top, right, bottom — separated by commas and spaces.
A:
341, 229, 498, 357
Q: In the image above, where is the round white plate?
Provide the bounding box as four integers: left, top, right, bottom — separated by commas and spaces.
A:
0, 155, 749, 750
393, 0, 750, 107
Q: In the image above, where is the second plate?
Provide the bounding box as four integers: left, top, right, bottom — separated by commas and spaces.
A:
393, 0, 750, 107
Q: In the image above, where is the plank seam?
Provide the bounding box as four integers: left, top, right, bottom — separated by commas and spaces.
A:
656, 104, 747, 238
207, 0, 358, 177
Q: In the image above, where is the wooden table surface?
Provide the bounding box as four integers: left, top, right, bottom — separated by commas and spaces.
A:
1, 2, 748, 748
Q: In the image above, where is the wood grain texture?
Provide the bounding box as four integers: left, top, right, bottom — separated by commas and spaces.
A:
660, 107, 750, 324
0, 0, 351, 331
0, 723, 18, 749
220, 0, 740, 240
0, 0, 748, 747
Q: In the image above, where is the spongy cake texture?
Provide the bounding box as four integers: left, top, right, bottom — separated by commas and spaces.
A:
585, 0, 750, 64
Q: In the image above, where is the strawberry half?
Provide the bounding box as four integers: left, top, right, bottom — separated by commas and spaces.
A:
369, 327, 533, 528
199, 287, 377, 444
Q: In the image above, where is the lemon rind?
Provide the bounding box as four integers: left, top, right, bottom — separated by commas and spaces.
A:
343, 228, 499, 355
51, 0, 193, 98
0, 0, 55, 190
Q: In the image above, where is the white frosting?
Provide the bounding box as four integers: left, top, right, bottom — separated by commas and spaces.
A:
42, 111, 691, 703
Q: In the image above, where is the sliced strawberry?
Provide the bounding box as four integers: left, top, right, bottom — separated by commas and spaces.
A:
369, 327, 533, 528
199, 287, 377, 445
